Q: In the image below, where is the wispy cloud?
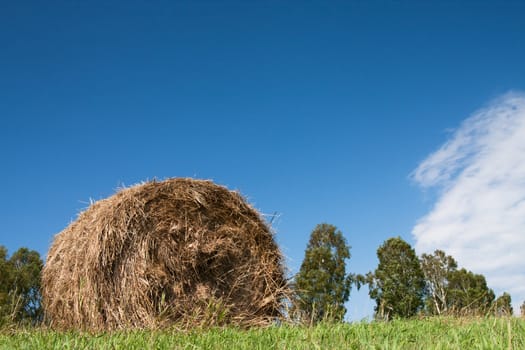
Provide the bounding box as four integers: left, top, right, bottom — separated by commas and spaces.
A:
411, 92, 525, 311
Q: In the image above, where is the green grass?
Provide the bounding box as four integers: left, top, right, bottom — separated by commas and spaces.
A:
1, 317, 524, 350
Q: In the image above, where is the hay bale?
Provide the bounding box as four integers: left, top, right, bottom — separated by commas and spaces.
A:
42, 178, 288, 330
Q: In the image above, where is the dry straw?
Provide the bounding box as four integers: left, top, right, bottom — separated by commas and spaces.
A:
42, 178, 288, 331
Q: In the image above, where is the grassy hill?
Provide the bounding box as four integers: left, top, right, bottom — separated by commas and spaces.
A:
1, 317, 524, 349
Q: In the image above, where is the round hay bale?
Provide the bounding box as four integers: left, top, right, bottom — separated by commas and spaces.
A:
42, 178, 288, 330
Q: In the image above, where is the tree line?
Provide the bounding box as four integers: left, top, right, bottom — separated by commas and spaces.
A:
0, 224, 523, 325
293, 223, 520, 323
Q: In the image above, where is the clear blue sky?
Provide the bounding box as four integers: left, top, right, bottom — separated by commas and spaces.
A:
1, 1, 524, 320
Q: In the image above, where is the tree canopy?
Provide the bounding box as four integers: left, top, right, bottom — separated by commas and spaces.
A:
0, 246, 43, 325
293, 223, 352, 323
493, 292, 513, 316
420, 249, 458, 315
447, 268, 495, 316
368, 237, 425, 320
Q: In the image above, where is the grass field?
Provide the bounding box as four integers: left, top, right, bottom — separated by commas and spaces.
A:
1, 317, 524, 349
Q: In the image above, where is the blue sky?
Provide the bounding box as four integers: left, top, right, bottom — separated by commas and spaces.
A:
1, 1, 524, 320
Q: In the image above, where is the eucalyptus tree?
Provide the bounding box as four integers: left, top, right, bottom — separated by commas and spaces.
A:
368, 237, 425, 320
294, 223, 352, 323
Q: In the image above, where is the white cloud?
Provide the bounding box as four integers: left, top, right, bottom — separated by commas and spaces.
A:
411, 92, 525, 313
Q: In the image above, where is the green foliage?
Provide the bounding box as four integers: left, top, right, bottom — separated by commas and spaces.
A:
368, 237, 425, 320
447, 268, 495, 316
420, 249, 458, 315
293, 223, 352, 323
0, 246, 43, 325
0, 247, 12, 318
1, 318, 525, 349
493, 292, 513, 316
420, 249, 498, 317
